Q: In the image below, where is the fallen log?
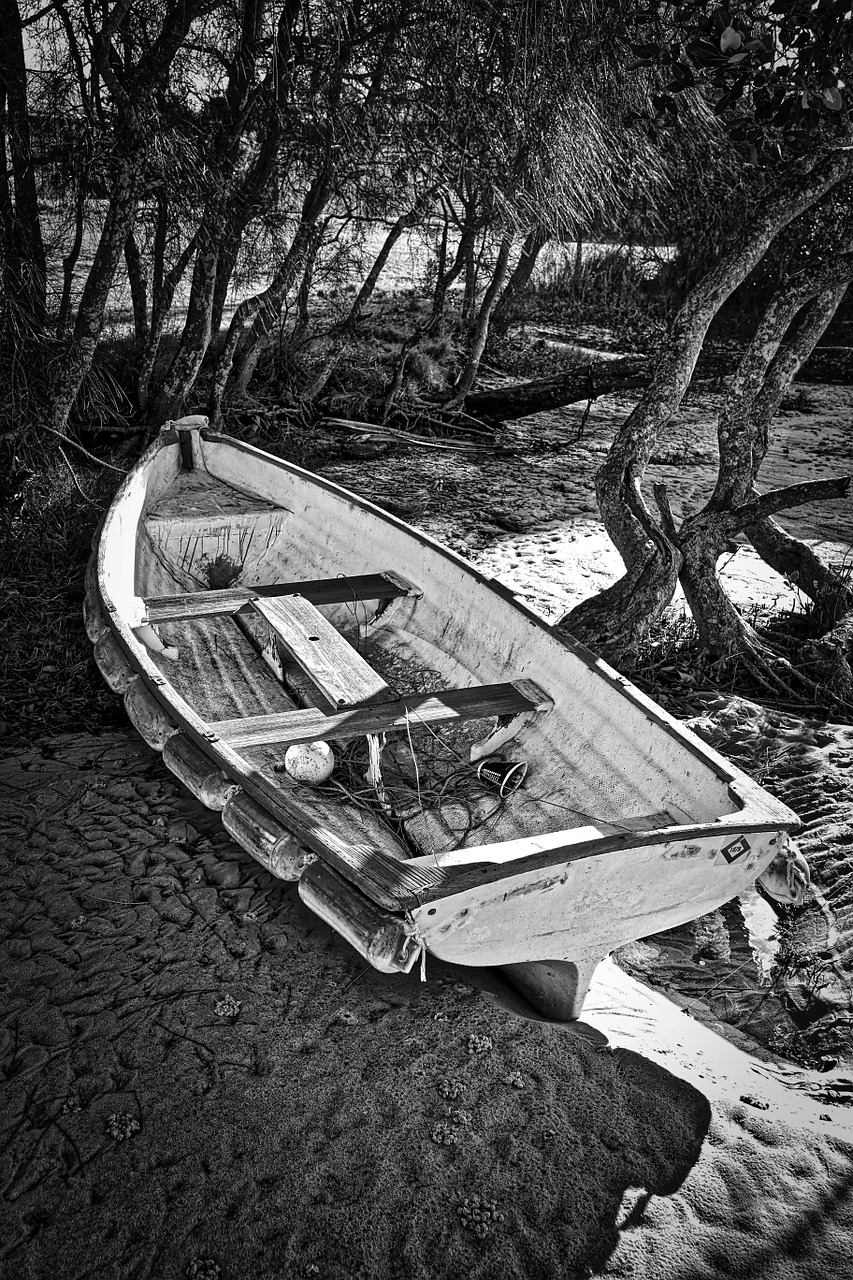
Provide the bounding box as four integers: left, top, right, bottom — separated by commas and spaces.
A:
460, 345, 747, 421
462, 359, 651, 421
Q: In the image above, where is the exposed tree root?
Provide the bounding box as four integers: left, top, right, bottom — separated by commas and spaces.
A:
713, 622, 853, 719
801, 614, 853, 706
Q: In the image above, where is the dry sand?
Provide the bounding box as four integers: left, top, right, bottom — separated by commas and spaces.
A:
3, 378, 853, 1279
2, 735, 853, 1280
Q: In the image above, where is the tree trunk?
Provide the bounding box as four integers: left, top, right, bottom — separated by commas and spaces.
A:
429, 217, 449, 323
561, 480, 683, 663
210, 231, 241, 336
304, 193, 434, 402
56, 178, 88, 338
224, 223, 314, 397
491, 224, 549, 333
0, 0, 47, 332
138, 228, 199, 413
211, 176, 332, 416
675, 480, 850, 684
347, 193, 434, 325
558, 149, 853, 660
149, 227, 220, 425
675, 508, 760, 659
745, 278, 853, 627
43, 0, 207, 433
151, 191, 168, 330
711, 253, 853, 510
48, 152, 147, 432
447, 233, 513, 405
681, 256, 853, 660
124, 230, 150, 347
427, 213, 480, 333
144, 0, 283, 426
745, 511, 853, 626
461, 228, 480, 322
289, 230, 321, 348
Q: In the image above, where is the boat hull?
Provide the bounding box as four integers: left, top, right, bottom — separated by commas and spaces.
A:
85, 419, 801, 1018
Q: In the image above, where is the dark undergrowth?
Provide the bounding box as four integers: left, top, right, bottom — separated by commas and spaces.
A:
627, 593, 853, 725
1, 458, 123, 745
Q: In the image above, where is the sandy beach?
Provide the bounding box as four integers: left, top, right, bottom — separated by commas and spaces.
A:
2, 732, 852, 1280
3, 376, 853, 1279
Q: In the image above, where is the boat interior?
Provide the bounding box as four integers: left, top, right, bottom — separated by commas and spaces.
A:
126, 432, 743, 866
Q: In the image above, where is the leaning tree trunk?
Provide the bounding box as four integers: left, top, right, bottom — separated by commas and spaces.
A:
490, 224, 549, 333
747, 510, 853, 623
675, 480, 852, 698
210, 230, 243, 338
289, 229, 322, 349
149, 225, 221, 426
744, 279, 853, 626
348, 193, 435, 326
47, 152, 148, 433
137, 228, 200, 414
56, 178, 87, 339
303, 192, 435, 402
427, 217, 480, 334
446, 233, 513, 405
124, 230, 150, 348
676, 252, 853, 673
464, 359, 651, 420
557, 149, 853, 662
208, 179, 330, 423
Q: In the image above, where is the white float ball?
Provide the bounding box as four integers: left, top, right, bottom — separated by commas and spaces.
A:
284, 741, 335, 785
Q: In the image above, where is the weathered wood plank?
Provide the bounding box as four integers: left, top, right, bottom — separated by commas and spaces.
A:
144, 570, 421, 624
211, 680, 553, 748
251, 594, 392, 709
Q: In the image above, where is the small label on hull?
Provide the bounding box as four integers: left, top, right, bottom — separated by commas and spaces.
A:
716, 835, 751, 865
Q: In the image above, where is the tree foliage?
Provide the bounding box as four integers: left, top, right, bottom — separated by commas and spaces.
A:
629, 1, 852, 159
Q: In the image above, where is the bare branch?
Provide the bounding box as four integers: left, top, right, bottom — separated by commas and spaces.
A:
727, 477, 852, 530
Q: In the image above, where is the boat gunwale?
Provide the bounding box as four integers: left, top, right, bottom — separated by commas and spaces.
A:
93, 427, 800, 913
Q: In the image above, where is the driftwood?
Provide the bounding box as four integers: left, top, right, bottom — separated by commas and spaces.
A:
321, 416, 503, 453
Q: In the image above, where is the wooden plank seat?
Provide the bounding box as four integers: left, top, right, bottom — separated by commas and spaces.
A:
250, 594, 392, 709
210, 679, 553, 749
143, 570, 421, 624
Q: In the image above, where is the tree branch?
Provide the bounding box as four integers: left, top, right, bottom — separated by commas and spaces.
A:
727, 477, 851, 530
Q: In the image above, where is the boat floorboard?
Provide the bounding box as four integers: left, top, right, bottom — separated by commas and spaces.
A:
153, 613, 411, 861
147, 586, 631, 863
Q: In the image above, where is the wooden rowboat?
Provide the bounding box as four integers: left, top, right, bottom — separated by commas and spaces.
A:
85, 416, 801, 1019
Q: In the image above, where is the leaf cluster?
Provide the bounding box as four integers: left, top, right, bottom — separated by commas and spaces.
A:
629, 1, 853, 160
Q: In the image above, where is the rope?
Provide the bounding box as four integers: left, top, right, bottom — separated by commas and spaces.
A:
405, 916, 428, 982
365, 732, 389, 810
403, 709, 423, 813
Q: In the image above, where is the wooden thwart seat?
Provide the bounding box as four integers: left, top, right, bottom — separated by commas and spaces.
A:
144, 570, 421, 624
251, 594, 392, 709
210, 679, 553, 749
